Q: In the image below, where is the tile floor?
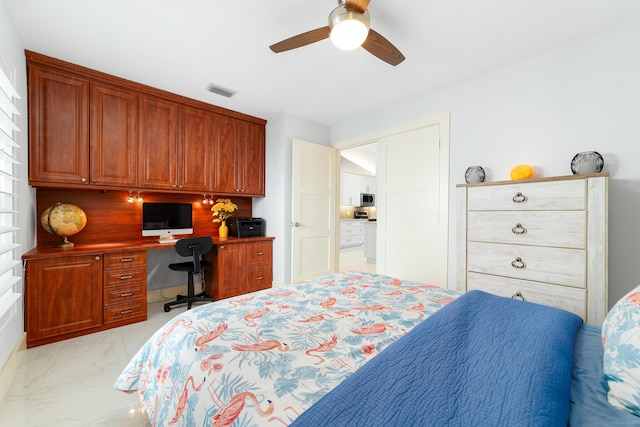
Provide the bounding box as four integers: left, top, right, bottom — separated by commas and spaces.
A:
0, 247, 373, 427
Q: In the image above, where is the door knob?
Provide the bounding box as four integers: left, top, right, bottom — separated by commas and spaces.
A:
293, 222, 301, 227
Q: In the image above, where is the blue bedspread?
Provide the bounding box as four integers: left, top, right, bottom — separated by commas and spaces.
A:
291, 290, 583, 427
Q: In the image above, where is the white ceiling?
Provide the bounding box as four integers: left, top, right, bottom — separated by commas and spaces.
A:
4, 0, 640, 128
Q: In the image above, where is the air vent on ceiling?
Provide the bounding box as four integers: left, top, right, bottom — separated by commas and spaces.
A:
206, 83, 237, 98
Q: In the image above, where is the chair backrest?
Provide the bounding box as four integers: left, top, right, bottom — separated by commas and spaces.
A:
175, 236, 213, 273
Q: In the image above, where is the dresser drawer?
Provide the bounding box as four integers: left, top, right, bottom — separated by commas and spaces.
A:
103, 251, 147, 269
245, 241, 272, 266
467, 242, 586, 288
103, 266, 146, 287
468, 180, 585, 211
103, 299, 147, 324
467, 211, 586, 248
103, 282, 147, 305
467, 272, 586, 319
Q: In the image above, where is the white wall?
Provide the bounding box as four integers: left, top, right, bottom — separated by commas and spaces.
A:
332, 18, 640, 307
254, 113, 330, 286
0, 1, 35, 370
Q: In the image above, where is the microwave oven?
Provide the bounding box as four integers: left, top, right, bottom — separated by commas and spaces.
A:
360, 193, 375, 207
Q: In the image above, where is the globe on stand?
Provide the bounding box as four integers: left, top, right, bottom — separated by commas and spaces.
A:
41, 202, 88, 248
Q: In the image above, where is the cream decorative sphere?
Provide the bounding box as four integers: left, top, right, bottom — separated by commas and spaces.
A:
41, 203, 87, 247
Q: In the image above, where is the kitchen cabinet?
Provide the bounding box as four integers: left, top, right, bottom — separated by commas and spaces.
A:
24, 249, 148, 348
25, 254, 103, 347
178, 105, 214, 191
340, 172, 376, 206
214, 116, 265, 197
364, 221, 377, 263
340, 220, 365, 248
456, 173, 608, 324
207, 238, 273, 299
28, 66, 139, 188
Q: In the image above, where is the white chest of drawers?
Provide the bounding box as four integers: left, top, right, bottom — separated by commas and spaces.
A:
456, 173, 608, 324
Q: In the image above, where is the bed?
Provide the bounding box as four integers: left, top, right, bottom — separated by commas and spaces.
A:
114, 272, 640, 426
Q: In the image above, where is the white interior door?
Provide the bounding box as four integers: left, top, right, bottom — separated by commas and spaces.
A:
376, 121, 449, 286
292, 139, 337, 282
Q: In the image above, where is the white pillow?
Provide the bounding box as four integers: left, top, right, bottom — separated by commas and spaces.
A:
602, 283, 640, 416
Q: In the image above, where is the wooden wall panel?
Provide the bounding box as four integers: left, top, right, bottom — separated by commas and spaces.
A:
35, 189, 252, 247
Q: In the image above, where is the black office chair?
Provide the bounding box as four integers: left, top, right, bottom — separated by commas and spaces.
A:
164, 236, 215, 312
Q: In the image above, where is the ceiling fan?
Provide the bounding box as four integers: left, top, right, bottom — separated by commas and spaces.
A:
269, 0, 405, 66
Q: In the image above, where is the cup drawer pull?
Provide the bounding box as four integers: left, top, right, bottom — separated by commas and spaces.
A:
512, 291, 525, 301
511, 223, 527, 234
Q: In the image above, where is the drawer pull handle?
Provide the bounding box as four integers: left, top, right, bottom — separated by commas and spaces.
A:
119, 292, 134, 297
511, 257, 526, 269
512, 192, 528, 203
512, 291, 525, 301
511, 223, 527, 234
119, 258, 135, 263
119, 275, 134, 280
118, 309, 134, 315
255, 276, 264, 280
256, 251, 264, 256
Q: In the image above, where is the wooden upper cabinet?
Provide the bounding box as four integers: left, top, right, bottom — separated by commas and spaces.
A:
214, 116, 265, 197
178, 105, 213, 192
28, 65, 90, 186
90, 83, 138, 187
138, 95, 179, 190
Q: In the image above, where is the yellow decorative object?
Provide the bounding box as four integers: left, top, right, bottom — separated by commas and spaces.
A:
218, 220, 228, 238
510, 164, 534, 180
211, 198, 237, 238
41, 202, 87, 248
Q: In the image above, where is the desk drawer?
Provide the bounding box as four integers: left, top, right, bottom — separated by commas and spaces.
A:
103, 266, 146, 287
103, 251, 146, 269
103, 299, 147, 324
104, 282, 146, 305
245, 241, 272, 266
467, 241, 586, 288
246, 265, 272, 293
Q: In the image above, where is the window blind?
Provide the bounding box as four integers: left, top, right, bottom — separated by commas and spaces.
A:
0, 65, 21, 331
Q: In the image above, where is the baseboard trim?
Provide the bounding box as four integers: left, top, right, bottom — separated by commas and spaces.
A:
0, 332, 26, 404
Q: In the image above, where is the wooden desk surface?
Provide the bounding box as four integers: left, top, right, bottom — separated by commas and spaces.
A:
22, 235, 275, 260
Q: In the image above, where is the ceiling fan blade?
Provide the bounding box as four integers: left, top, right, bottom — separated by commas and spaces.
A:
361, 28, 405, 66
270, 27, 331, 53
344, 0, 371, 13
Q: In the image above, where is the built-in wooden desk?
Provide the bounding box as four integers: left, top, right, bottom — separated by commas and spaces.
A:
22, 235, 274, 348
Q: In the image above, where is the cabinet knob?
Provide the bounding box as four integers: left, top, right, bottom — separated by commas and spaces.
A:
172, 184, 177, 189
91, 179, 97, 183
81, 177, 87, 183
179, 184, 184, 189
220, 245, 225, 249
94, 256, 101, 261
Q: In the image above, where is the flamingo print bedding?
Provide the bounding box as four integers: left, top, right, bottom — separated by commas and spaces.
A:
113, 272, 460, 426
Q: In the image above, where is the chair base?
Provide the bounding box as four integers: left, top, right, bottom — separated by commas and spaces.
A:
164, 292, 215, 312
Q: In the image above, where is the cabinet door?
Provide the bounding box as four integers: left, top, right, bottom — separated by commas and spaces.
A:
138, 95, 179, 189
178, 105, 212, 191
213, 115, 241, 194
28, 65, 90, 186
25, 255, 103, 343
239, 121, 265, 196
90, 83, 138, 187
215, 243, 245, 299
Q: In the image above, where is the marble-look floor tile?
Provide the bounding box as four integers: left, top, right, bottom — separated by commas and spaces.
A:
339, 246, 376, 273
0, 301, 183, 427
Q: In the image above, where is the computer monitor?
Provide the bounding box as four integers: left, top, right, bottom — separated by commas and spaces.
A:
142, 202, 193, 242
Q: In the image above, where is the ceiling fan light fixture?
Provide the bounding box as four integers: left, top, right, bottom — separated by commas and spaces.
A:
329, 6, 370, 50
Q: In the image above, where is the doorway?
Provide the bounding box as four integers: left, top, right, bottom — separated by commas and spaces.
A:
338, 143, 377, 273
